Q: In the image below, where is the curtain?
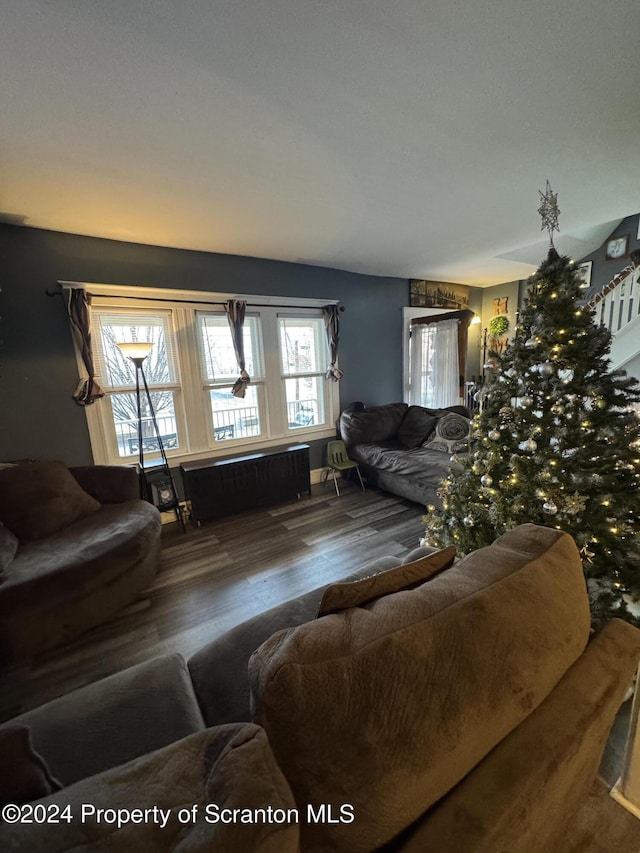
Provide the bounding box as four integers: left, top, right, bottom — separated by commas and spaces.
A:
431, 319, 459, 407
410, 309, 474, 405
409, 320, 460, 408
323, 304, 343, 380
224, 299, 250, 398
65, 288, 105, 406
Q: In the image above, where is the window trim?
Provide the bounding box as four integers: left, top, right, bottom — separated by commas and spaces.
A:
71, 286, 340, 466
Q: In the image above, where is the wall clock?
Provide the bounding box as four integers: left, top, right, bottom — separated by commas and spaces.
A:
605, 234, 629, 261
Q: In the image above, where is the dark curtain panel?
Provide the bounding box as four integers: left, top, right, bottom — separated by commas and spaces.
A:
224, 299, 251, 398
323, 304, 344, 381
411, 309, 474, 397
65, 288, 105, 406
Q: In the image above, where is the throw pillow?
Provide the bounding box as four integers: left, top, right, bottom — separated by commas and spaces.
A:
397, 407, 438, 449
317, 546, 457, 616
435, 411, 470, 441
0, 461, 101, 541
0, 523, 19, 572
0, 725, 61, 806
423, 437, 468, 454
339, 403, 408, 446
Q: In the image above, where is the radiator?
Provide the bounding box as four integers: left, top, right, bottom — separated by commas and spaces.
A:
181, 443, 311, 524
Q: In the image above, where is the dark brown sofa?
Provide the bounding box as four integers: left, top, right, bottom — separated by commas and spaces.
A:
0, 463, 162, 662
339, 402, 471, 506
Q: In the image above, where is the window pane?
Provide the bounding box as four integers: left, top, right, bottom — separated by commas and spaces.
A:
208, 385, 262, 442
285, 377, 324, 429
279, 317, 324, 376
110, 391, 179, 457
198, 314, 261, 382
95, 313, 176, 389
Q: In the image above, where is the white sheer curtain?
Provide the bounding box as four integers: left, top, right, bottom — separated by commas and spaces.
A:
409, 318, 459, 408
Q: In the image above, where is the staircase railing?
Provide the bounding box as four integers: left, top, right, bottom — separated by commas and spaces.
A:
587, 250, 640, 336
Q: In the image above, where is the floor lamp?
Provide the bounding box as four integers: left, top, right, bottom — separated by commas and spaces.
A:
116, 341, 185, 531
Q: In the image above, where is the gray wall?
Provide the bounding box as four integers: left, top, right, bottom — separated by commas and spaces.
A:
581, 213, 640, 300
0, 225, 410, 468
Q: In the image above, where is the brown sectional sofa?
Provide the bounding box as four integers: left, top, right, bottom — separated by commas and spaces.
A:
1, 525, 639, 851
0, 463, 162, 662
339, 401, 471, 506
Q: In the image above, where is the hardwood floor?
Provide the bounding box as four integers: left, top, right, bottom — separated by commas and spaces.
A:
0, 482, 425, 722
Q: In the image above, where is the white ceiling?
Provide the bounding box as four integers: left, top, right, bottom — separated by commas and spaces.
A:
1, 0, 639, 286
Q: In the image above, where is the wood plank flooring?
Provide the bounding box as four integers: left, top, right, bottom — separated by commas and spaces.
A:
0, 482, 425, 722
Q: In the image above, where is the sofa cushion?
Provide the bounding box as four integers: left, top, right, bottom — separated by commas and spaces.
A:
0, 461, 100, 541
0, 725, 61, 806
317, 546, 456, 616
339, 402, 408, 447
3, 653, 205, 787
0, 725, 300, 853
0, 523, 18, 572
397, 406, 438, 449
248, 524, 591, 853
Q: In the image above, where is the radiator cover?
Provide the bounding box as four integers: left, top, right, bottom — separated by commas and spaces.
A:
181, 443, 311, 524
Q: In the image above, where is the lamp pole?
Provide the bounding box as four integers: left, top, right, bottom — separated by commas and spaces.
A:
116, 342, 184, 531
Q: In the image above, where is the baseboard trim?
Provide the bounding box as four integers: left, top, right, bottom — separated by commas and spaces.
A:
610, 781, 640, 820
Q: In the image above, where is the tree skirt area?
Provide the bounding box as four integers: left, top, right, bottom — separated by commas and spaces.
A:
559, 780, 640, 853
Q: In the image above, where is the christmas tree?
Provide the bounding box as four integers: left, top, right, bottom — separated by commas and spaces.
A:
423, 184, 640, 627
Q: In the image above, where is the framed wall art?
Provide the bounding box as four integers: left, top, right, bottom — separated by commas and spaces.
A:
605, 235, 629, 261
409, 279, 470, 310
576, 261, 592, 290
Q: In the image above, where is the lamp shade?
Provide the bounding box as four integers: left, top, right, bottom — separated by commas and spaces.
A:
116, 341, 154, 362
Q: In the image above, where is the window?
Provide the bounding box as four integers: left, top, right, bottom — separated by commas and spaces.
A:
197, 313, 265, 443
93, 311, 184, 459
85, 293, 339, 465
279, 315, 326, 430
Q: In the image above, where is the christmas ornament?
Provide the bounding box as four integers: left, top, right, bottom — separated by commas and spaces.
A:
499, 405, 513, 420
522, 438, 538, 453
540, 362, 555, 376
462, 516, 475, 527
565, 493, 587, 515
480, 474, 493, 487
550, 403, 565, 415
521, 395, 534, 407
595, 397, 607, 409
488, 429, 501, 441
542, 499, 558, 515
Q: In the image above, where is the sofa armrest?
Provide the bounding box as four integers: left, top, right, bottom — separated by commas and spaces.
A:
0, 653, 205, 786
394, 618, 640, 853
70, 465, 138, 504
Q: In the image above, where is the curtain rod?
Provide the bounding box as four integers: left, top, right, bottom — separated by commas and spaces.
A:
45, 283, 344, 312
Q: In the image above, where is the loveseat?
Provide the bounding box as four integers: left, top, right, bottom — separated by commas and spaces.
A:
0, 462, 162, 662
1, 524, 639, 852
338, 401, 471, 506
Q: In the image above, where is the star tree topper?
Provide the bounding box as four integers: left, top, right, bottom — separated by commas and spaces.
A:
537, 179, 560, 246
